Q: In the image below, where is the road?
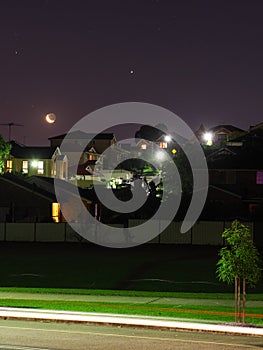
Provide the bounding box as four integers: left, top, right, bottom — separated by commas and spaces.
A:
0, 320, 262, 350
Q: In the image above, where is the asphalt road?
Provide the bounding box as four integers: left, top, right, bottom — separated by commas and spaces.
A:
0, 320, 262, 350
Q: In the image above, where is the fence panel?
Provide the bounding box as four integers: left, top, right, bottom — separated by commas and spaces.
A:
192, 221, 224, 245
36, 223, 65, 242
65, 224, 89, 243
5, 223, 35, 242
160, 221, 191, 244
0, 223, 5, 241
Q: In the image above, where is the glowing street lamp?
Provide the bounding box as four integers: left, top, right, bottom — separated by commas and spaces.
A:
164, 135, 172, 142
203, 132, 213, 146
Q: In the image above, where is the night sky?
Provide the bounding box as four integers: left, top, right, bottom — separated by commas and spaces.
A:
0, 0, 263, 145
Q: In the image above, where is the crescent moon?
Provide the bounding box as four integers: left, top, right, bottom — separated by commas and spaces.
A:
45, 113, 56, 124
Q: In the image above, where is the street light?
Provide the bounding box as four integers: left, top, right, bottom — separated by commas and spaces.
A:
164, 135, 172, 142
203, 132, 213, 146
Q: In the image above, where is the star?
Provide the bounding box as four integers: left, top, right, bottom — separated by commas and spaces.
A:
130, 69, 134, 74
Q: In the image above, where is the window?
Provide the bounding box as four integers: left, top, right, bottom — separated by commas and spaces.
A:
141, 144, 147, 150
52, 202, 60, 223
217, 133, 227, 141
160, 142, 168, 149
22, 160, 28, 173
256, 171, 263, 184
6, 160, 12, 172
37, 161, 44, 175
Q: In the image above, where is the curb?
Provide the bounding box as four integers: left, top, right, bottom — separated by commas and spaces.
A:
0, 307, 263, 336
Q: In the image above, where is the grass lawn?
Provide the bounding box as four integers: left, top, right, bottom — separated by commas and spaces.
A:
0, 242, 262, 325
0, 290, 262, 325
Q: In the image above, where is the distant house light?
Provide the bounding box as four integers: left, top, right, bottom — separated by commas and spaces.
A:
203, 132, 213, 146
159, 142, 168, 149
6, 160, 12, 172
164, 135, 172, 142
22, 160, 28, 174
31, 160, 44, 174
141, 144, 147, 150
37, 161, 44, 175
52, 202, 60, 223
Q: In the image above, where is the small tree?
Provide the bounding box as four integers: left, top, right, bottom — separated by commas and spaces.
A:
217, 220, 261, 323
0, 134, 11, 173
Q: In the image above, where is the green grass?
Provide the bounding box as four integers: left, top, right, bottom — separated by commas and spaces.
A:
0, 297, 262, 325
0, 242, 262, 325
0, 287, 263, 301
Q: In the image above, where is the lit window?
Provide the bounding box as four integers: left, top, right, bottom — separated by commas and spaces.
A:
6, 160, 12, 172
160, 142, 168, 149
141, 144, 147, 150
22, 160, 28, 173
256, 171, 263, 184
37, 161, 44, 175
52, 202, 60, 223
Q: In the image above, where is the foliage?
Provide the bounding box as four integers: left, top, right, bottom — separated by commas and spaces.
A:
0, 134, 11, 173
135, 124, 167, 141
217, 221, 261, 287
217, 220, 261, 323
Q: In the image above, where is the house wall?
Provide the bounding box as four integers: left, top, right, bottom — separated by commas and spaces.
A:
9, 157, 53, 177
209, 170, 263, 197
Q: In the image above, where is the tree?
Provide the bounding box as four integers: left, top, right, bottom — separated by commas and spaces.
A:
217, 220, 261, 323
0, 134, 11, 173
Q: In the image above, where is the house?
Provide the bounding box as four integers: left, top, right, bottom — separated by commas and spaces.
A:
195, 124, 245, 145
208, 124, 245, 143
0, 173, 56, 222
207, 133, 263, 220
48, 130, 121, 171
5, 141, 68, 180
0, 173, 93, 223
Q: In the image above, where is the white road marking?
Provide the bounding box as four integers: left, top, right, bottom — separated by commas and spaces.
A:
1, 308, 262, 336
0, 325, 260, 349
0, 346, 52, 350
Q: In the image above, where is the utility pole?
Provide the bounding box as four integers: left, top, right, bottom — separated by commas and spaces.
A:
0, 122, 24, 141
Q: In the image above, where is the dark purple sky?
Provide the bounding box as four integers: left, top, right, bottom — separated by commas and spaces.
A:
0, 0, 263, 145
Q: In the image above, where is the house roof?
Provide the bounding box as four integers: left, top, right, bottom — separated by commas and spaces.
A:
27, 175, 94, 202
209, 125, 245, 133
49, 130, 116, 141
207, 144, 263, 170
0, 173, 56, 202
249, 122, 263, 131
10, 141, 55, 159
228, 128, 263, 144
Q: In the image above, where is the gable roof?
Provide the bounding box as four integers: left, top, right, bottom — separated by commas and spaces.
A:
207, 144, 263, 170
209, 125, 245, 133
